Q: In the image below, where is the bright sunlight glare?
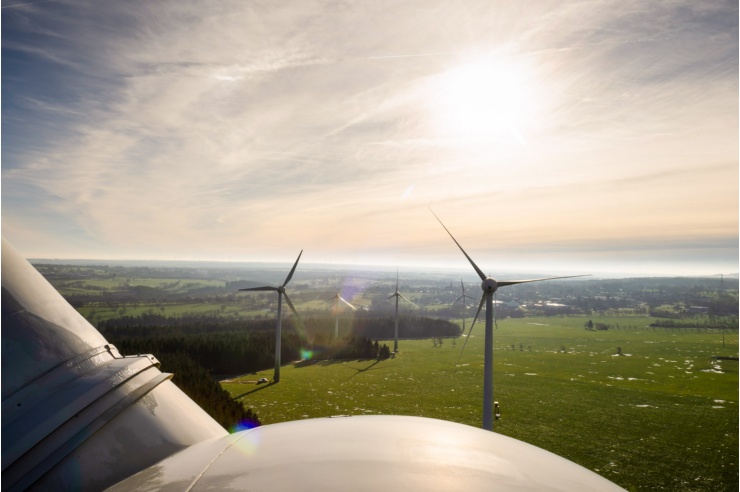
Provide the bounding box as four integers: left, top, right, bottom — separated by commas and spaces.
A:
429, 56, 541, 143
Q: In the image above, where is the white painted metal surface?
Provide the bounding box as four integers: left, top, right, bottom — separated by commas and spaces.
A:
107, 415, 626, 492
2, 239, 227, 491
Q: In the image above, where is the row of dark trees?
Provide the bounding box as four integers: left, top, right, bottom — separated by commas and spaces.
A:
102, 315, 456, 375
154, 352, 261, 430
100, 313, 455, 430
300, 313, 460, 340
111, 331, 296, 375
102, 318, 297, 432
584, 320, 610, 331
100, 313, 277, 335
99, 312, 461, 345
649, 317, 739, 329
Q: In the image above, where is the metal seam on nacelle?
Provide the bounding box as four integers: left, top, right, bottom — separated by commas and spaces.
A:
3, 370, 173, 492
1, 344, 120, 416
2, 353, 164, 475
2, 355, 161, 469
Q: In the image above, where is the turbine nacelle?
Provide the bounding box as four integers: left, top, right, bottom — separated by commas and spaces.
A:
481, 278, 498, 293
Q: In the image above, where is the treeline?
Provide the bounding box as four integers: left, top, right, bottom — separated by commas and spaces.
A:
110, 327, 312, 432
103, 314, 460, 375
309, 336, 393, 361
154, 352, 261, 431
584, 320, 610, 331
101, 313, 456, 429
99, 313, 461, 344
583, 320, 739, 332
349, 314, 460, 339
110, 330, 303, 375
99, 313, 277, 335
649, 318, 739, 329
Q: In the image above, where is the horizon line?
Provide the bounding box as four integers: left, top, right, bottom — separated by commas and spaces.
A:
27, 256, 738, 280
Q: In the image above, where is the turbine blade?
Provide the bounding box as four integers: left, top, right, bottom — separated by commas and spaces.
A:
457, 294, 485, 364
469, 295, 485, 336
239, 286, 277, 292
387, 294, 396, 301
451, 295, 464, 306
282, 250, 304, 287
282, 292, 306, 332
338, 296, 357, 310
497, 274, 591, 287
398, 293, 418, 308
430, 209, 486, 281
493, 292, 499, 329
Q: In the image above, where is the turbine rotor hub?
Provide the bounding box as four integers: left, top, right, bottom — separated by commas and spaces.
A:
481, 278, 498, 293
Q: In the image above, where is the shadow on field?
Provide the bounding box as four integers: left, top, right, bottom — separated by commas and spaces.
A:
291, 358, 388, 379
345, 360, 387, 379
232, 381, 275, 400
294, 358, 378, 368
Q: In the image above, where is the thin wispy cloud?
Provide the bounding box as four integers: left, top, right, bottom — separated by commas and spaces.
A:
2, 0, 737, 275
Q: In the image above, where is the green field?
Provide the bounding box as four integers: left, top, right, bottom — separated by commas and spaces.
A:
222, 316, 738, 492
55, 276, 225, 296
78, 301, 265, 321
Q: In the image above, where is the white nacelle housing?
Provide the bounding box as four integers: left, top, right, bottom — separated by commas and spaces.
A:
1, 239, 227, 491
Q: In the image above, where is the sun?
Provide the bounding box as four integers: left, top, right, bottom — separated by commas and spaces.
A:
429, 56, 541, 143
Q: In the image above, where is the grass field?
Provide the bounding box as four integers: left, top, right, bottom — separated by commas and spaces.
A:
55, 277, 225, 296
222, 316, 738, 492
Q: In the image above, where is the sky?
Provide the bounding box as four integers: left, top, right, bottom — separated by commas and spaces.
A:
2, 0, 738, 277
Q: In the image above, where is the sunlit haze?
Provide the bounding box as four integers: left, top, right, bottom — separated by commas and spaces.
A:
2, 1, 737, 277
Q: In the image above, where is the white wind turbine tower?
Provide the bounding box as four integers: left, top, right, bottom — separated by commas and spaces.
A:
432, 210, 588, 431
388, 270, 418, 353
239, 251, 305, 384
326, 292, 357, 339
451, 279, 477, 337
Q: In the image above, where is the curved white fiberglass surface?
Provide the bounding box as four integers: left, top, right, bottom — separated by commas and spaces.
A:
108, 415, 626, 492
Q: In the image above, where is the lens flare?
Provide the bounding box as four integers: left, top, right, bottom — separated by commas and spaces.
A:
230, 425, 262, 456
230, 417, 261, 433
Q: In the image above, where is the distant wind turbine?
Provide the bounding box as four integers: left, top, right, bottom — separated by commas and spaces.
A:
431, 210, 589, 431
238, 251, 305, 384
326, 292, 357, 339
451, 279, 477, 337
388, 270, 418, 353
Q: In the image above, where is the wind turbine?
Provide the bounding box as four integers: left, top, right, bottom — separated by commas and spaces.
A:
431, 210, 589, 431
239, 251, 305, 383
451, 279, 477, 337
326, 292, 357, 339
388, 270, 418, 352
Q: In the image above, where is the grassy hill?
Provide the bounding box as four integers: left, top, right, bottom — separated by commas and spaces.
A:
222, 316, 738, 492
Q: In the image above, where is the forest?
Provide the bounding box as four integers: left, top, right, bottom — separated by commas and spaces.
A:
101, 313, 458, 429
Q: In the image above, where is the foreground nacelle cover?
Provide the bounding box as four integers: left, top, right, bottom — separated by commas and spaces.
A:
108, 415, 626, 492
1, 239, 227, 491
